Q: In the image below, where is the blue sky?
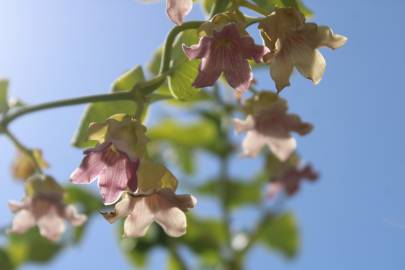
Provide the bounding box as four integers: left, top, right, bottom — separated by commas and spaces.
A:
0, 0, 404, 269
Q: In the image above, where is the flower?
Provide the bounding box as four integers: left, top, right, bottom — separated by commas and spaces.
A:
143, 0, 192, 25
105, 190, 196, 237
70, 114, 148, 205
183, 23, 266, 95
103, 161, 196, 238
234, 92, 312, 161
167, 0, 193, 25
267, 164, 318, 198
8, 176, 87, 241
259, 8, 347, 92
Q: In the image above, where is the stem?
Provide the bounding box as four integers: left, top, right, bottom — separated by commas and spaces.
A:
168, 241, 189, 270
210, 0, 230, 18
1, 91, 133, 127
159, 21, 204, 75
240, 1, 271, 16
3, 128, 43, 174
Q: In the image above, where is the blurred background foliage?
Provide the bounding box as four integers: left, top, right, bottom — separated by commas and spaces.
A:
0, 0, 317, 269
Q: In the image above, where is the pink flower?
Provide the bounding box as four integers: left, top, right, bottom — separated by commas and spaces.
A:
183, 23, 266, 95
70, 142, 139, 205
234, 98, 312, 161
267, 165, 318, 198
167, 0, 193, 25
105, 189, 196, 238
8, 193, 87, 242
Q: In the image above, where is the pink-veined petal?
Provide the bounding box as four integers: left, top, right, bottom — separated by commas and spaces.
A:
182, 37, 212, 60
70, 144, 110, 184
98, 156, 130, 205
233, 116, 255, 133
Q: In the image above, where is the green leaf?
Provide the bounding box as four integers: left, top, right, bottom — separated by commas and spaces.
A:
0, 248, 15, 270
168, 60, 203, 100
0, 79, 9, 114
197, 177, 265, 209
259, 212, 300, 258
7, 228, 62, 265
72, 66, 146, 148
149, 120, 217, 148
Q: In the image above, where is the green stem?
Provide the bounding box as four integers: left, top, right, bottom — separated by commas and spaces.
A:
3, 128, 43, 174
240, 0, 271, 16
210, 0, 230, 18
159, 21, 204, 75
1, 91, 133, 127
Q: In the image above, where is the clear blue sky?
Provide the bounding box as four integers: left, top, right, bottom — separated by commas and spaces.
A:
0, 0, 404, 269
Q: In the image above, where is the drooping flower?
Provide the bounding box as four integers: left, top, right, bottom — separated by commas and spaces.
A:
12, 149, 48, 181
103, 161, 196, 238
259, 8, 347, 92
8, 176, 87, 241
143, 0, 192, 25
167, 0, 193, 25
70, 114, 148, 205
267, 164, 318, 198
233, 92, 312, 161
183, 23, 266, 95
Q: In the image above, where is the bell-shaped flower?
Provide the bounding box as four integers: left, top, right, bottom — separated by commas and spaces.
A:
143, 0, 192, 25
267, 164, 318, 198
259, 8, 347, 92
183, 23, 266, 95
70, 114, 148, 205
8, 176, 87, 241
103, 161, 196, 238
233, 92, 312, 161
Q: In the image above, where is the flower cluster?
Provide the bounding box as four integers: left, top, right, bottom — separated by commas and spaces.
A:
71, 114, 196, 238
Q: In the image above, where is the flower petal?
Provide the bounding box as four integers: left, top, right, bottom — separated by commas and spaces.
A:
314, 25, 347, 49
70, 144, 109, 184
98, 156, 131, 205
64, 205, 87, 226
270, 52, 294, 92
240, 131, 269, 157
182, 37, 212, 60
124, 196, 154, 238
167, 0, 192, 25
233, 116, 255, 133
151, 191, 189, 237
192, 55, 223, 88
223, 55, 253, 94
37, 208, 65, 241
8, 209, 35, 234
266, 135, 296, 161
290, 44, 326, 85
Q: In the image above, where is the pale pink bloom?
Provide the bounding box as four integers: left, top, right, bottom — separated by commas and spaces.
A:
267, 165, 318, 198
183, 23, 266, 95
70, 142, 139, 205
8, 193, 86, 242
143, 0, 192, 25
167, 0, 193, 25
105, 189, 196, 238
234, 100, 312, 161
